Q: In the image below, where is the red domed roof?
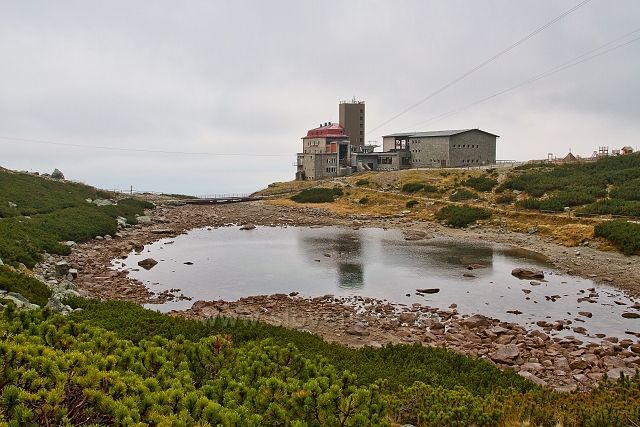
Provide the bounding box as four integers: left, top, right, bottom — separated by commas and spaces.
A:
306, 122, 348, 138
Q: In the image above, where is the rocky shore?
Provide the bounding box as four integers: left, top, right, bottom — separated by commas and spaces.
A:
47, 200, 640, 391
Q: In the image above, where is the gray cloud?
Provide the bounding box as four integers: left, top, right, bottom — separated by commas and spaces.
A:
1, 0, 639, 194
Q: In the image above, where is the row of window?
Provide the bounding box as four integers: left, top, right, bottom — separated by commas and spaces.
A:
462, 159, 482, 163
376, 157, 393, 164
325, 167, 336, 173
327, 158, 336, 164
454, 144, 480, 148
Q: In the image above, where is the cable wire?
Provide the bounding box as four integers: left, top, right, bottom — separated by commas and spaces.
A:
367, 0, 593, 135
0, 136, 292, 157
397, 28, 640, 131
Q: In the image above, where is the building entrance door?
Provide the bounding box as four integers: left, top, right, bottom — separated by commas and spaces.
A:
440, 160, 447, 168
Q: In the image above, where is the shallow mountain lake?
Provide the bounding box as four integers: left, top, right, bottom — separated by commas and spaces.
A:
114, 226, 640, 340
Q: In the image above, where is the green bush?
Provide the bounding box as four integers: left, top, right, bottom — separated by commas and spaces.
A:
406, 200, 419, 208
495, 194, 515, 204
0, 267, 51, 306
594, 220, 640, 255
0, 308, 388, 425
503, 153, 640, 198
435, 205, 492, 227
578, 200, 640, 217
610, 178, 640, 201
449, 189, 478, 201
463, 176, 498, 192
356, 179, 370, 186
290, 187, 343, 203
402, 182, 425, 193
359, 197, 369, 205
66, 298, 532, 394
0, 169, 112, 217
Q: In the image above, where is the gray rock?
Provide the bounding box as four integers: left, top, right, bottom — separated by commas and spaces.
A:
46, 297, 66, 312
0, 257, 3, 266
491, 344, 520, 364
51, 168, 65, 179
512, 268, 544, 280
518, 371, 547, 387
527, 226, 539, 234
607, 367, 637, 380
92, 198, 114, 207
63, 241, 77, 247
136, 215, 153, 225
240, 223, 256, 230
8, 201, 17, 208
138, 258, 158, 270
345, 325, 370, 336
460, 314, 491, 328
55, 261, 70, 276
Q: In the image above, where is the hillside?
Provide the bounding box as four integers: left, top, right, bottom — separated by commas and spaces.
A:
1, 168, 640, 425
260, 153, 640, 254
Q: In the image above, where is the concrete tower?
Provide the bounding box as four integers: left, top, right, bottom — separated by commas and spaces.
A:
339, 98, 365, 150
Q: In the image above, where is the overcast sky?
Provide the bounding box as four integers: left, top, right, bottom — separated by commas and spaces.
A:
1, 1, 639, 194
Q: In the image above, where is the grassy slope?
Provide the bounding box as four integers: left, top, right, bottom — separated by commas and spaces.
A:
0, 169, 152, 268
265, 154, 640, 252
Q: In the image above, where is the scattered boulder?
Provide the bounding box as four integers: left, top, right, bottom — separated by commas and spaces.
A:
578, 311, 593, 318
518, 370, 547, 386
622, 312, 640, 319
460, 314, 491, 328
511, 268, 544, 280
403, 230, 429, 241
398, 312, 417, 324
416, 288, 440, 294
240, 223, 256, 230
606, 367, 637, 380
55, 261, 70, 276
136, 215, 153, 225
138, 258, 158, 270
51, 168, 65, 179
92, 198, 114, 207
345, 325, 370, 336
527, 226, 539, 235
491, 344, 520, 364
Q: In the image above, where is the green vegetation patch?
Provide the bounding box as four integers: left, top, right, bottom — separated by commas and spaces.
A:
502, 153, 640, 198
406, 200, 419, 208
0, 307, 387, 425
401, 182, 437, 194
463, 176, 498, 192
610, 178, 640, 201
359, 197, 370, 205
436, 205, 491, 228
0, 266, 51, 306
66, 298, 531, 394
290, 187, 344, 203
578, 199, 640, 218
594, 220, 640, 255
7, 300, 639, 426
449, 188, 478, 201
0, 171, 152, 267
355, 178, 370, 186
0, 169, 112, 217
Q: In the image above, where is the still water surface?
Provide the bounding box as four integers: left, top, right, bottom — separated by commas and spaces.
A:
114, 226, 640, 340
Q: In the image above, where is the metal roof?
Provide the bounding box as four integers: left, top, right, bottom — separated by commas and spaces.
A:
382, 129, 499, 138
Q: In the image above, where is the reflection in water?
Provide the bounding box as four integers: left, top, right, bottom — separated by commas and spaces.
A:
299, 233, 365, 289
337, 263, 364, 289
119, 226, 640, 340
379, 239, 496, 274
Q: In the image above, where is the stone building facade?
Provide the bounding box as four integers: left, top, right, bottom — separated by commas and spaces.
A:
382, 129, 498, 168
